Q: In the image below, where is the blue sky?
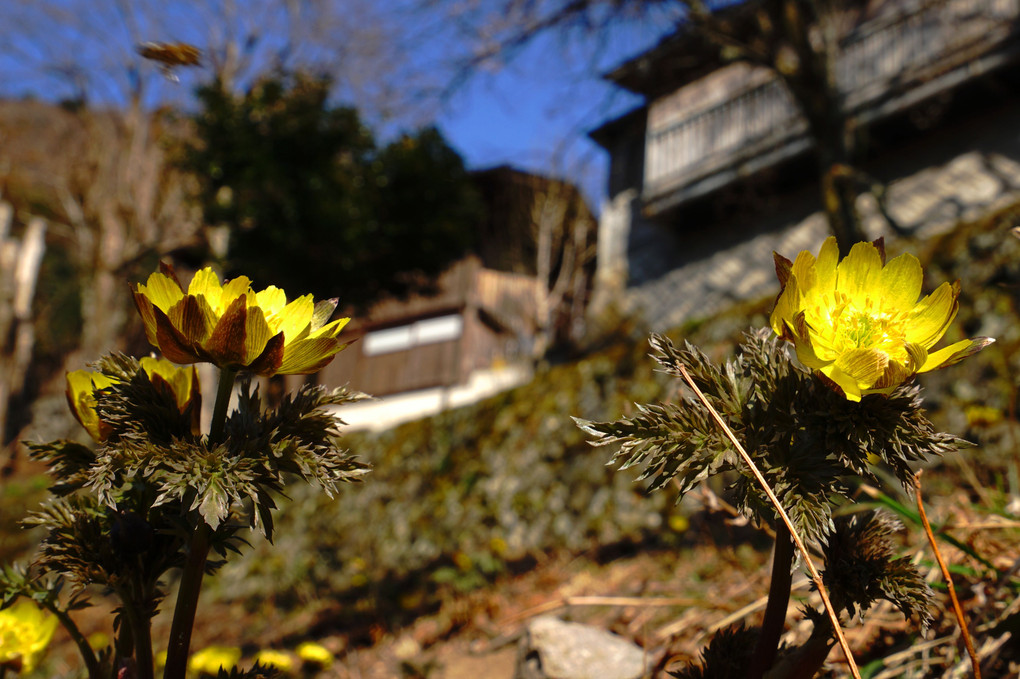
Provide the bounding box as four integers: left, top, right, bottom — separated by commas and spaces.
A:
428, 16, 676, 212
434, 52, 630, 211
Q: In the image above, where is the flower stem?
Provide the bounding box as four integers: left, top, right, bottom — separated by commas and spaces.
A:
48, 605, 102, 679
122, 571, 155, 679
163, 367, 237, 679
161, 522, 211, 679
748, 521, 794, 679
785, 621, 837, 679
208, 367, 237, 445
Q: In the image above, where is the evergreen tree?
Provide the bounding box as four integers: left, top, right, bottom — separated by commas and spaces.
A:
184, 72, 481, 308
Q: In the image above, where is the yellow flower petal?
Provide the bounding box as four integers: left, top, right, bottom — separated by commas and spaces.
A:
140, 271, 185, 312
219, 275, 252, 312
906, 281, 958, 347
878, 253, 923, 311
790, 249, 818, 292
770, 277, 801, 339
276, 337, 347, 374
834, 347, 887, 388
308, 316, 350, 339
256, 286, 288, 315
919, 337, 993, 372
820, 364, 863, 401
836, 241, 883, 307
814, 236, 839, 293
139, 357, 201, 418
189, 646, 241, 675
273, 294, 316, 341
187, 268, 225, 308
243, 305, 276, 364
296, 641, 333, 668
253, 650, 294, 672
66, 370, 119, 441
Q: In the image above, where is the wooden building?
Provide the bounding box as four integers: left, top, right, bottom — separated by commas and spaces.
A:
317, 166, 596, 403
589, 0, 1020, 328
319, 255, 540, 397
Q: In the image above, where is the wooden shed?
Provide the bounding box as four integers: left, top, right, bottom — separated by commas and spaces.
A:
319, 255, 541, 397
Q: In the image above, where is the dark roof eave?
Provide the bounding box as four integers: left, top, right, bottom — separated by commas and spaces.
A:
587, 105, 647, 149
601, 0, 766, 96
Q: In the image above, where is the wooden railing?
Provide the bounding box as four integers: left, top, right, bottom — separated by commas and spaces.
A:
644, 0, 1020, 199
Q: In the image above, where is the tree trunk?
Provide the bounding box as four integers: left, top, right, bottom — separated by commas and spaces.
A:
0, 209, 46, 449
777, 0, 870, 255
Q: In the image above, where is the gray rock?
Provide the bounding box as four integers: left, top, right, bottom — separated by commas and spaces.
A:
515, 615, 648, 679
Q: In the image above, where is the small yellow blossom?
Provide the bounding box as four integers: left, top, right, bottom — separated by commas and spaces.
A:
87, 632, 110, 650
964, 404, 1003, 428
668, 515, 690, 533
66, 370, 119, 442
252, 649, 294, 672
139, 357, 202, 423
771, 237, 992, 401
66, 359, 201, 442
295, 641, 333, 669
189, 645, 242, 676
133, 264, 349, 375
0, 599, 59, 673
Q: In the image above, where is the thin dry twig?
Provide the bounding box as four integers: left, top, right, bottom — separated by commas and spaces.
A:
676, 364, 862, 679
869, 637, 954, 679
500, 594, 702, 627
654, 578, 813, 641
913, 470, 982, 679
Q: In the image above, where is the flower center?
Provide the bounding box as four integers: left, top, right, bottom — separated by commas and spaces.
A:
827, 295, 909, 360
842, 310, 879, 348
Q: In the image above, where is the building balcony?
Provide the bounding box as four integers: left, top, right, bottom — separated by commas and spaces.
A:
641, 0, 1020, 215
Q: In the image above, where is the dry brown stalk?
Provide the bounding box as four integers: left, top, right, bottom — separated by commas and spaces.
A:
653, 578, 814, 642
501, 594, 702, 627
913, 470, 982, 679
676, 363, 862, 679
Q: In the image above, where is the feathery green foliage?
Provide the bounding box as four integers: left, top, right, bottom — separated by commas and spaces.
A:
577, 329, 962, 543
3, 344, 366, 679
578, 324, 963, 678
669, 625, 762, 679
821, 510, 935, 627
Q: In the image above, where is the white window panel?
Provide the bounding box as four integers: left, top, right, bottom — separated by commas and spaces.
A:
362, 314, 464, 356
364, 325, 413, 356
415, 315, 463, 344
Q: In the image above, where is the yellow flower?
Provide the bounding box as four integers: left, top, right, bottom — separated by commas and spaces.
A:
771, 237, 992, 401
252, 649, 294, 672
189, 645, 241, 676
964, 404, 1002, 428
139, 357, 202, 433
133, 264, 349, 375
87, 632, 110, 650
295, 641, 333, 668
0, 599, 59, 673
66, 359, 201, 442
66, 370, 119, 442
